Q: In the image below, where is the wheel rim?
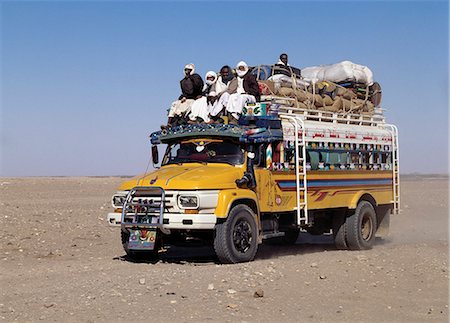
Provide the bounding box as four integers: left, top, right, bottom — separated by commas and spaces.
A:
232, 218, 253, 253
361, 213, 374, 241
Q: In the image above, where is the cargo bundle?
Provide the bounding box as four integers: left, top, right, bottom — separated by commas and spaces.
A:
253, 60, 382, 116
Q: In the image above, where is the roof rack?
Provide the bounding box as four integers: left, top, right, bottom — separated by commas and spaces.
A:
277, 106, 385, 127
256, 92, 385, 127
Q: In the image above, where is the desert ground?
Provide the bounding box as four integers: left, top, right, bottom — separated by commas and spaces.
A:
1, 175, 448, 322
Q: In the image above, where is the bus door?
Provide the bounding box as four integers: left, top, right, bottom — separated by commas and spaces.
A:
253, 143, 275, 211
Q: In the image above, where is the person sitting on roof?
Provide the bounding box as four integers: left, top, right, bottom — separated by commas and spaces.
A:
225, 61, 260, 124
273, 53, 291, 77
272, 53, 302, 79
208, 65, 238, 121
167, 63, 204, 126
188, 70, 218, 123
276, 53, 289, 66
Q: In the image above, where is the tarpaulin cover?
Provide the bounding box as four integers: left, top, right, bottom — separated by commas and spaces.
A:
301, 61, 374, 86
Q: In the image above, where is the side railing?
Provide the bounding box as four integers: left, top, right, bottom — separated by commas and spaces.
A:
383, 124, 400, 214
276, 105, 385, 126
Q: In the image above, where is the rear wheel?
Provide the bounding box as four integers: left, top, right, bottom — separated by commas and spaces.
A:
345, 201, 377, 250
214, 205, 258, 264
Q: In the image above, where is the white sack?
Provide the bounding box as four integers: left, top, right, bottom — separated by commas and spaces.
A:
301, 61, 373, 86
268, 74, 310, 89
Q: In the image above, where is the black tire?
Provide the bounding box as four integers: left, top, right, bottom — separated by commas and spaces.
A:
332, 212, 348, 250
305, 226, 325, 236
346, 201, 377, 250
214, 205, 258, 264
121, 230, 159, 260
280, 228, 300, 244
266, 227, 300, 245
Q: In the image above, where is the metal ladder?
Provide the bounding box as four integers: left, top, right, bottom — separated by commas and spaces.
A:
280, 114, 309, 225
384, 124, 400, 214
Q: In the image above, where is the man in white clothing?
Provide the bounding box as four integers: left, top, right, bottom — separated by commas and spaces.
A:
188, 71, 218, 123
225, 61, 260, 124
207, 66, 238, 119
167, 63, 204, 126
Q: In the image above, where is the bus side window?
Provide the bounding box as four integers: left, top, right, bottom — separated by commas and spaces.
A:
309, 151, 320, 170
272, 142, 281, 163
328, 152, 339, 166
254, 145, 264, 167
285, 146, 295, 166
361, 152, 369, 165
253, 145, 263, 167
320, 151, 327, 164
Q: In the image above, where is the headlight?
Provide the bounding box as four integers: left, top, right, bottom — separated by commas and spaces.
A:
111, 191, 128, 208
178, 195, 198, 209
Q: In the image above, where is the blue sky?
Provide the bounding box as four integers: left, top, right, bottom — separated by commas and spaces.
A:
1, 1, 448, 176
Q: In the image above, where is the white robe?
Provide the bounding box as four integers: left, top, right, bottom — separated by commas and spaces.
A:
168, 99, 194, 117
209, 92, 230, 117
215, 77, 228, 95
225, 76, 256, 118
226, 93, 256, 118
189, 97, 210, 122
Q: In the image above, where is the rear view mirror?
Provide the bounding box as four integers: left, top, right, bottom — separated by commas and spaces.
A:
151, 145, 159, 165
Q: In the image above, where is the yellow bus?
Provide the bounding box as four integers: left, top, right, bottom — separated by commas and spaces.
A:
108, 107, 399, 263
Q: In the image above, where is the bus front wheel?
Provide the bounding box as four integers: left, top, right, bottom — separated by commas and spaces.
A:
214, 205, 258, 264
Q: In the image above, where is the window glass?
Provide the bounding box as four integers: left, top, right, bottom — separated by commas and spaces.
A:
163, 141, 244, 166
309, 151, 320, 170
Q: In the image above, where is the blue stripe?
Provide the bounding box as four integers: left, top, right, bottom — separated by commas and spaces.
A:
277, 179, 392, 188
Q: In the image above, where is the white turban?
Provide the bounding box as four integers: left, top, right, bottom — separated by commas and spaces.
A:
205, 71, 217, 85
184, 63, 195, 75
236, 61, 248, 77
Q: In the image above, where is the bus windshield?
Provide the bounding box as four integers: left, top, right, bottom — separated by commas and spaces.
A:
162, 140, 244, 166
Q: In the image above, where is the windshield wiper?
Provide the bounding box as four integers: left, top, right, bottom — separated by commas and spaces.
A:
176, 160, 207, 165
208, 160, 236, 166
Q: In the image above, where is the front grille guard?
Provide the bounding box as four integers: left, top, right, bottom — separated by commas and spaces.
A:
121, 186, 165, 228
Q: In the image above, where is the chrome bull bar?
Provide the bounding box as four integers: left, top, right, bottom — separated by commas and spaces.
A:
121, 186, 165, 229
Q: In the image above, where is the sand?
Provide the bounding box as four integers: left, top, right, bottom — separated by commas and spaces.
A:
0, 176, 448, 322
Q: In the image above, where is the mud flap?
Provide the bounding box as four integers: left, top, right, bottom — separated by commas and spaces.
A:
376, 208, 390, 238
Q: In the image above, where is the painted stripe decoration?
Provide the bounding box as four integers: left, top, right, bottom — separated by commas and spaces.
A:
276, 178, 393, 189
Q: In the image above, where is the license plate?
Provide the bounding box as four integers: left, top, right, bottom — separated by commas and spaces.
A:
128, 229, 157, 250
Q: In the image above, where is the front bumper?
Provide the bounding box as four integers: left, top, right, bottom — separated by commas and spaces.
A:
107, 212, 122, 226
107, 212, 217, 230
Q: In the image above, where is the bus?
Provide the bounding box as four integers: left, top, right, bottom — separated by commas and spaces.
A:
107, 105, 399, 263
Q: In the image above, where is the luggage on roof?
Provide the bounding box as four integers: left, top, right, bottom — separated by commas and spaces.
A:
301, 60, 374, 86
251, 61, 382, 115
